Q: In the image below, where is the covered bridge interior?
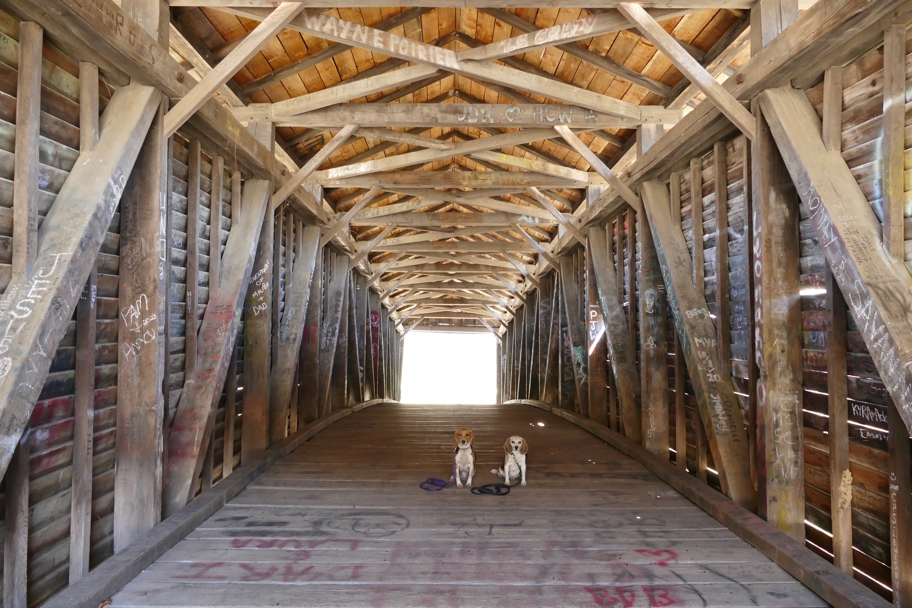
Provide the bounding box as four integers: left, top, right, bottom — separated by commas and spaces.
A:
0, 0, 908, 605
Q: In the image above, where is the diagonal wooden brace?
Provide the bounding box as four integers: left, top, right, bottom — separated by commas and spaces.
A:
0, 84, 159, 480
164, 179, 271, 517
640, 180, 755, 509
268, 225, 322, 443
588, 226, 642, 442
760, 85, 912, 438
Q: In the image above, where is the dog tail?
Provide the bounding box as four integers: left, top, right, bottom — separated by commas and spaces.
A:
491, 468, 504, 477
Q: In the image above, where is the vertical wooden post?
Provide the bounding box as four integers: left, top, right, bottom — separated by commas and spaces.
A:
331, 275, 351, 412
625, 208, 637, 379
3, 435, 29, 608
114, 95, 168, 551
242, 204, 273, 461
586, 245, 608, 426
543, 276, 560, 405
185, 140, 201, 378
825, 266, 852, 573
750, 0, 798, 55
299, 249, 324, 425
369, 288, 381, 402
69, 61, 100, 584
889, 399, 912, 606
640, 209, 668, 453
753, 105, 805, 540
822, 66, 843, 154
561, 255, 590, 416
271, 210, 284, 365
12, 22, 41, 278
882, 24, 907, 262
319, 252, 350, 416
713, 142, 731, 378
223, 338, 238, 476
690, 158, 710, 483
209, 157, 224, 299
671, 173, 687, 471
70, 270, 96, 582
637, 124, 665, 157
121, 0, 169, 47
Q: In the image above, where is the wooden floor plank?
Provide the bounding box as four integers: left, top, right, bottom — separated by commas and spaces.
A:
110, 403, 824, 608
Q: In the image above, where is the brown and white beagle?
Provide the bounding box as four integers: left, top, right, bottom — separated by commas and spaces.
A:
452, 428, 476, 488
493, 436, 528, 486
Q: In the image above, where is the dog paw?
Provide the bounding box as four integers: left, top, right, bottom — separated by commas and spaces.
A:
456, 483, 463, 488
466, 482, 472, 488
521, 481, 527, 486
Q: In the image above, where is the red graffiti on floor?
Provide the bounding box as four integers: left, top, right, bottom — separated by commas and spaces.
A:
585, 585, 677, 606
635, 549, 678, 567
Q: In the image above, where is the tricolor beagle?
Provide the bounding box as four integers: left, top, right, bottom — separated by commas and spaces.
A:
452, 428, 476, 488
493, 436, 528, 486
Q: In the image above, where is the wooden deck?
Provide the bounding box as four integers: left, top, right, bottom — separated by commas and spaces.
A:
110, 404, 826, 607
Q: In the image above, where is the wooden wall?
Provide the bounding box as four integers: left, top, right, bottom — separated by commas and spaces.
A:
500, 26, 912, 607
0, 9, 403, 606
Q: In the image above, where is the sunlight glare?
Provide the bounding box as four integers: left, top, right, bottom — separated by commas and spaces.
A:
401, 331, 497, 404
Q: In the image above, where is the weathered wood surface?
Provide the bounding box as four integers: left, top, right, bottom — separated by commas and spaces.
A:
268, 225, 320, 442
588, 225, 642, 442
760, 86, 912, 438
0, 83, 158, 479
751, 107, 804, 541
279, 104, 639, 129
640, 180, 755, 509
639, 210, 669, 454
164, 179, 270, 517
318, 253, 350, 418
109, 403, 823, 608
242, 208, 273, 463
114, 94, 169, 552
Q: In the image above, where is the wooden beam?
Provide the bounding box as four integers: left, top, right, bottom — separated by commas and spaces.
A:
588, 225, 642, 442
299, 249, 323, 425
323, 172, 582, 189
279, 104, 639, 129
759, 85, 912, 439
639, 208, 669, 454
163, 3, 305, 137
272, 124, 357, 209
209, 157, 224, 298
0, 84, 158, 480
185, 140, 201, 379
114, 94, 169, 552
477, 8, 674, 97
750, 0, 798, 54
882, 23, 906, 261
555, 125, 641, 211
321, 186, 381, 246
268, 226, 321, 442
3, 436, 28, 608
825, 264, 852, 574
559, 254, 589, 417
527, 187, 585, 244
348, 224, 397, 269
351, 212, 556, 227
640, 179, 756, 509
372, 240, 535, 254
163, 179, 270, 517
618, 3, 755, 139
318, 253, 349, 417
889, 399, 912, 606
241, 7, 431, 94
470, 151, 590, 183
242, 209, 273, 460
357, 128, 455, 150
228, 8, 679, 125
12, 22, 41, 277
513, 224, 558, 269
752, 106, 805, 540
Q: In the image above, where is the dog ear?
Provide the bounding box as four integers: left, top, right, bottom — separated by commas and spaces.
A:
453, 430, 461, 448
469, 431, 475, 450
520, 437, 529, 455
503, 438, 512, 454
